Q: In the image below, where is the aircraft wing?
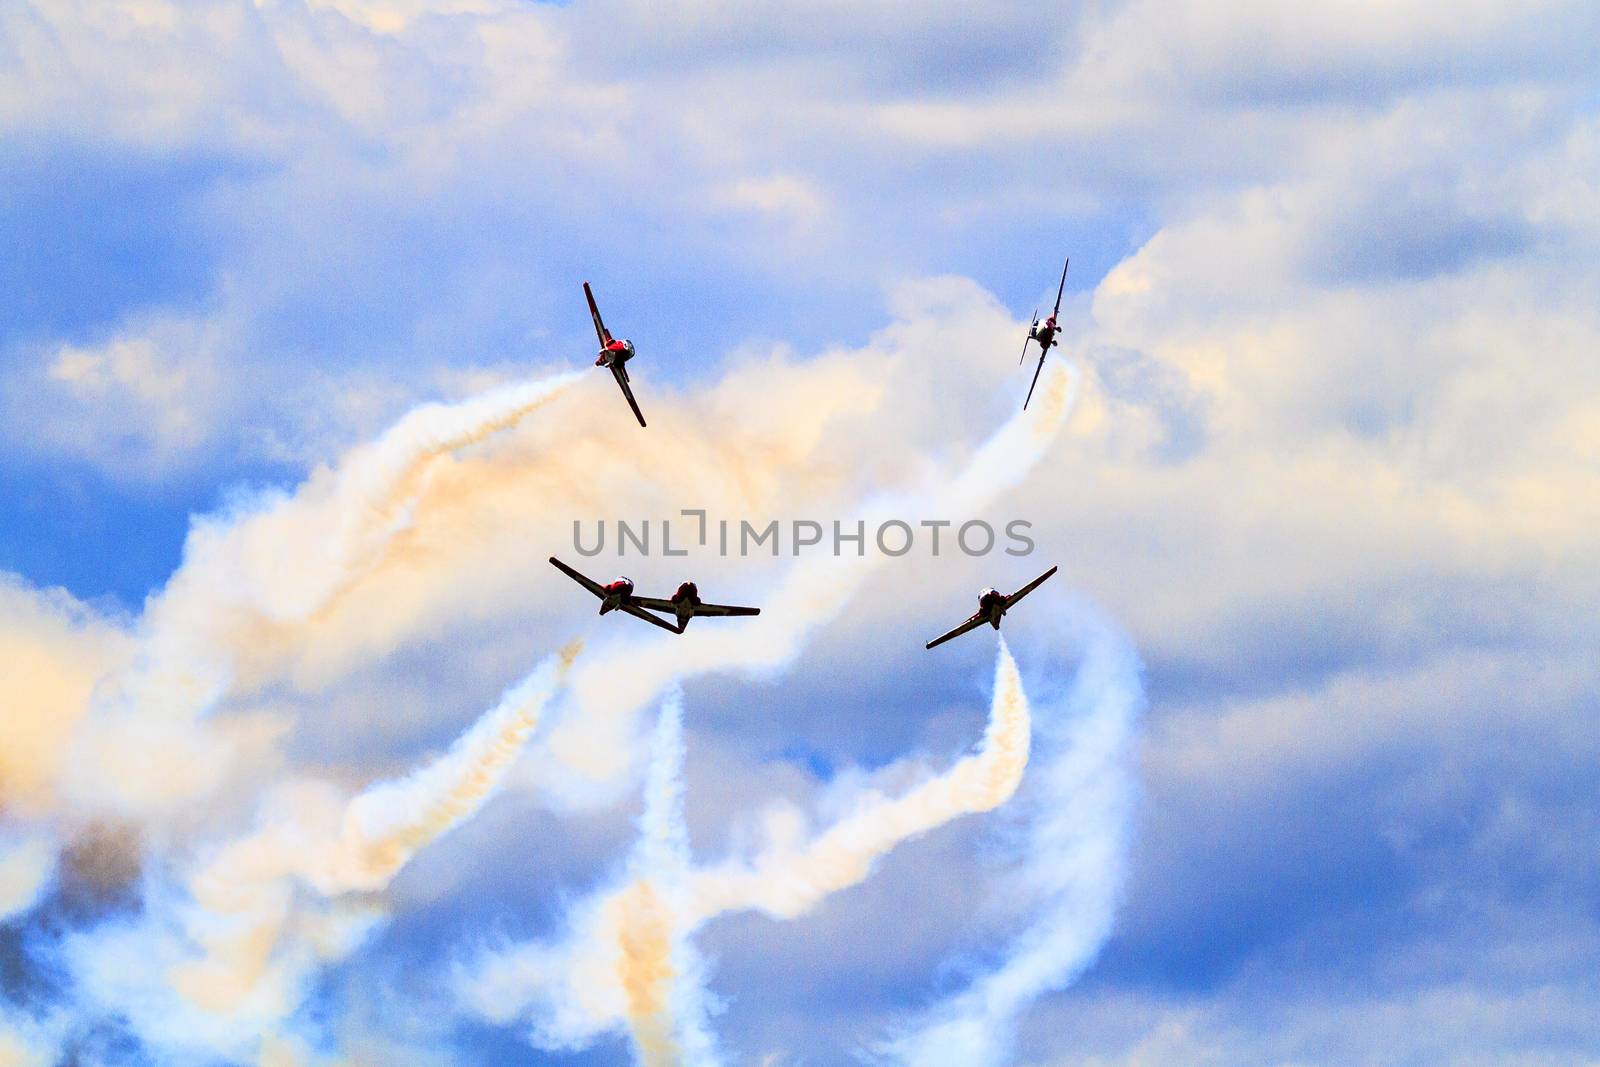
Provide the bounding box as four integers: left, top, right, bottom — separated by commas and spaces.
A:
925, 612, 987, 650
583, 282, 613, 346
612, 364, 647, 427
620, 601, 684, 634
1023, 351, 1047, 410
688, 602, 760, 618
549, 556, 608, 599
1004, 565, 1058, 609
631, 597, 758, 618
1020, 307, 1036, 365
1053, 258, 1070, 316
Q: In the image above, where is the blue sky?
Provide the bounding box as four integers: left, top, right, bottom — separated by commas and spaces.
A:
2, 2, 1599, 1065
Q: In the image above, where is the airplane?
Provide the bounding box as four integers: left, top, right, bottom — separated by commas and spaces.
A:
631, 581, 761, 633
549, 559, 761, 635
1020, 258, 1069, 411
584, 281, 647, 427
924, 565, 1058, 650
549, 556, 680, 633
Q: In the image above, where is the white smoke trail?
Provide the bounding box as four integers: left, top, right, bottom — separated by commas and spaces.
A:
611, 690, 720, 1067
879, 608, 1144, 1067
64, 646, 577, 1061
457, 639, 1031, 1058
453, 690, 722, 1063
687, 637, 1030, 924
460, 602, 1140, 1067
179, 371, 586, 632
538, 362, 1079, 799
323, 639, 582, 893
13, 371, 584, 1059
68, 372, 581, 820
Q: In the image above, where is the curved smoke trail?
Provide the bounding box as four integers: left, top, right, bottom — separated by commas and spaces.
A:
324, 638, 583, 893
687, 637, 1030, 924
879, 608, 1144, 1066
185, 372, 585, 629
245, 372, 588, 627
458, 601, 1144, 1067
457, 638, 1031, 1062
69, 372, 581, 819
65, 646, 578, 1060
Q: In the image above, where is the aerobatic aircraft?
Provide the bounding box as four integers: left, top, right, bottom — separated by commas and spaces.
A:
549, 559, 761, 635
549, 557, 680, 633
584, 281, 647, 427
924, 565, 1058, 650
1020, 258, 1069, 411
631, 581, 761, 633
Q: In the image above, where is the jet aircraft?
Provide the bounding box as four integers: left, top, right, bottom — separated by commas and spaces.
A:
1021, 258, 1069, 410
631, 581, 761, 632
549, 556, 680, 633
550, 559, 760, 635
584, 281, 647, 427
924, 565, 1058, 650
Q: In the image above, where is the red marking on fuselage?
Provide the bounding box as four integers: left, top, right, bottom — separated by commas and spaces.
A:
1033, 316, 1059, 349
595, 338, 633, 367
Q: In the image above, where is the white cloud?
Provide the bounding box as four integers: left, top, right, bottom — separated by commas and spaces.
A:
0, 830, 57, 923
2, 313, 231, 478
715, 174, 828, 231
0, 576, 130, 815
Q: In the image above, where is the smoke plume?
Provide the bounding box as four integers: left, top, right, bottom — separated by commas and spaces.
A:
456, 637, 1034, 1063
881, 610, 1144, 1065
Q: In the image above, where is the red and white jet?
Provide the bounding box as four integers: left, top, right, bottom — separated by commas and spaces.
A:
549, 558, 759, 635
584, 281, 647, 427
924, 565, 1058, 650
631, 581, 761, 633
1020, 258, 1069, 411
549, 557, 678, 632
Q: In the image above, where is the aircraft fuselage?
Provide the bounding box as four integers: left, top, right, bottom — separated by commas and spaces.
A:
598, 577, 635, 614
978, 588, 1007, 628
1030, 316, 1059, 352
596, 338, 635, 369
668, 581, 700, 628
